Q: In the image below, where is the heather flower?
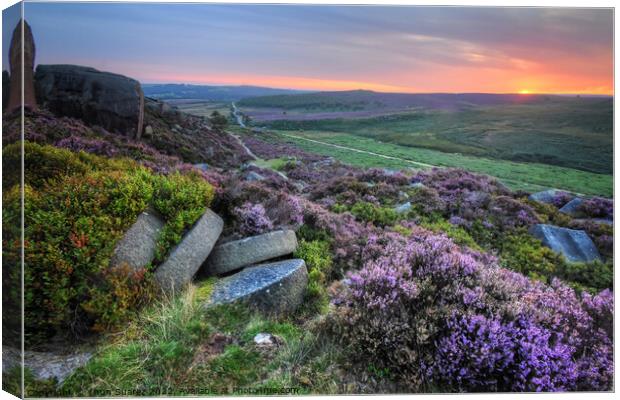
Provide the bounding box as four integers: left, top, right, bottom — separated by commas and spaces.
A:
579, 197, 613, 219
233, 202, 273, 236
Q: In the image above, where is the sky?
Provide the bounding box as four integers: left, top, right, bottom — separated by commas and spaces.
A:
2, 3, 614, 94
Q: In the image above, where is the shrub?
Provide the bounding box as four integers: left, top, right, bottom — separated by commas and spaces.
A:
3, 143, 215, 342
153, 172, 215, 263
233, 202, 274, 236
332, 227, 613, 392
332, 201, 399, 227
294, 239, 333, 314
579, 197, 613, 219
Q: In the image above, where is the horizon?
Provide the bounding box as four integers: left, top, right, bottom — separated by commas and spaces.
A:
140, 82, 613, 97
3, 4, 614, 95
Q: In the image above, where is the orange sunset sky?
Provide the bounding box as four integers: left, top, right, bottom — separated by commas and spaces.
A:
6, 4, 614, 94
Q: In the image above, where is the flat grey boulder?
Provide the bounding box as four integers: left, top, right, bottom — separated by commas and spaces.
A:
110, 210, 164, 271
559, 197, 584, 216
203, 230, 298, 276
206, 259, 308, 314
529, 189, 571, 204
529, 224, 601, 263
155, 209, 223, 292
193, 163, 209, 171
2, 346, 92, 384
35, 64, 144, 137
245, 171, 265, 181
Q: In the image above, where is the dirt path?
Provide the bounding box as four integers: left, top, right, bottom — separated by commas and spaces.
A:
278, 132, 436, 168
230, 131, 258, 160
229, 113, 578, 195
277, 132, 582, 195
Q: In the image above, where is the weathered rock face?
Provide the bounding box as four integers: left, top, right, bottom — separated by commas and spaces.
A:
110, 210, 165, 271
529, 224, 601, 263
7, 19, 37, 112
2, 345, 92, 384
35, 64, 144, 137
202, 230, 298, 276
206, 259, 308, 314
559, 197, 584, 216
155, 209, 223, 292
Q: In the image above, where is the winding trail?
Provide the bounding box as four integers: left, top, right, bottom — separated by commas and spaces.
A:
229, 104, 581, 195
277, 132, 436, 168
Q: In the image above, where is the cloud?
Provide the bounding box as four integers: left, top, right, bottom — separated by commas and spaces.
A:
18, 4, 613, 94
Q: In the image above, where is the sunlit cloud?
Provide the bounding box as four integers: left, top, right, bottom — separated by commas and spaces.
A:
6, 4, 612, 94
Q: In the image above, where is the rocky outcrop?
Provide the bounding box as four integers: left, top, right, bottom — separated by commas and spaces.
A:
202, 230, 298, 276
35, 65, 144, 137
155, 209, 223, 292
529, 224, 601, 263
559, 197, 584, 216
2, 345, 92, 384
7, 19, 37, 112
110, 210, 165, 271
206, 259, 308, 314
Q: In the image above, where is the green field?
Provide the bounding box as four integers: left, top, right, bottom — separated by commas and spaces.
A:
170, 100, 232, 118
259, 100, 613, 175
252, 130, 612, 197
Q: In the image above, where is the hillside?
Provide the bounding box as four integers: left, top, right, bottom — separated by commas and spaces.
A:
3, 96, 614, 395
142, 84, 310, 102
237, 89, 611, 111
234, 90, 613, 182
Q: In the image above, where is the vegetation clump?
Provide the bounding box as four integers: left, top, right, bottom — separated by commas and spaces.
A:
2, 142, 215, 342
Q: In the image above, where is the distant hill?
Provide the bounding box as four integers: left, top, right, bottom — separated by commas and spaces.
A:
142, 84, 311, 101
237, 89, 611, 111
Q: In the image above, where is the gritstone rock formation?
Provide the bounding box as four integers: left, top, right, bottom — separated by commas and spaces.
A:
6, 19, 37, 112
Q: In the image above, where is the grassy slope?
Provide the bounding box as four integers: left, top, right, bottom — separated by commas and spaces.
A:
258, 130, 612, 197
259, 100, 613, 176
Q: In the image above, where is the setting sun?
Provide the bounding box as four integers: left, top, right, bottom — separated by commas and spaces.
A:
519, 89, 531, 94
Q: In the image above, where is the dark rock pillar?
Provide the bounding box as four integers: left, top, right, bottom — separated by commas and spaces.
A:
7, 19, 37, 112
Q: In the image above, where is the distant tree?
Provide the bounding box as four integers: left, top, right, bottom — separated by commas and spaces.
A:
242, 115, 252, 126
209, 110, 228, 131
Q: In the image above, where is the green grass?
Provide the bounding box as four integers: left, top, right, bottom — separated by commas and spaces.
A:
247, 96, 612, 175
255, 130, 611, 197
252, 157, 293, 171
25, 281, 345, 397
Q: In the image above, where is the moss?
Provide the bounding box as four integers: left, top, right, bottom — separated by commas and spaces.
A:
420, 219, 482, 251
294, 239, 333, 315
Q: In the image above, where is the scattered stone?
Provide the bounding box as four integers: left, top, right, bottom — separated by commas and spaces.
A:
559, 197, 584, 216
109, 210, 164, 271
395, 202, 412, 214
155, 209, 223, 292
206, 259, 308, 315
529, 224, 601, 263
409, 182, 425, 189
193, 163, 209, 172
35, 64, 144, 137
144, 125, 154, 137
253, 333, 276, 346
245, 171, 265, 181
203, 230, 298, 276
529, 189, 571, 204
398, 191, 410, 201
2, 346, 92, 384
